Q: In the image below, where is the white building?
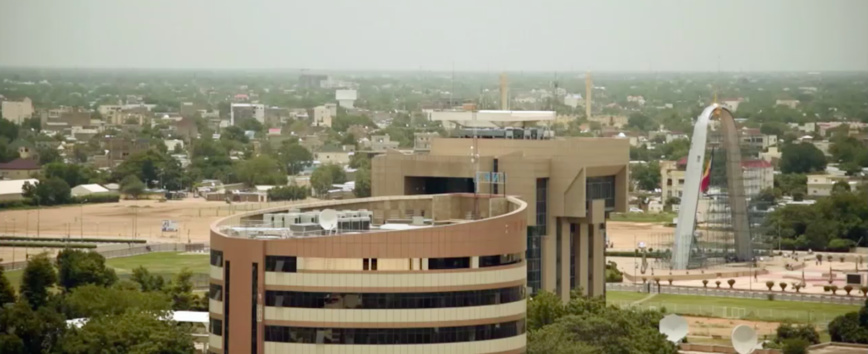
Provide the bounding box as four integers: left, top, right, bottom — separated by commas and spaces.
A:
71, 184, 110, 198
0, 178, 38, 201
335, 89, 357, 109
807, 174, 861, 197
313, 106, 333, 127
1, 97, 34, 124
775, 99, 800, 109
563, 94, 583, 108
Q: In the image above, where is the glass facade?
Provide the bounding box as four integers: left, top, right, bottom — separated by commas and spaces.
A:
478, 253, 522, 268
569, 223, 576, 290
535, 178, 548, 233
427, 257, 470, 270
264, 319, 525, 344
525, 226, 542, 293
264, 286, 525, 309
555, 221, 562, 295
251, 262, 258, 354
265, 256, 297, 272
210, 250, 223, 267
586, 176, 616, 210
223, 261, 230, 350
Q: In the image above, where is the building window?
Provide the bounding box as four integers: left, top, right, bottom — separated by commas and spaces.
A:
586, 176, 616, 210
536, 178, 548, 233
265, 256, 297, 272
264, 319, 525, 344
223, 261, 230, 350
427, 257, 470, 270
526, 226, 543, 294
209, 284, 223, 301
264, 286, 524, 309
478, 253, 522, 267
569, 223, 576, 290
555, 220, 562, 295
210, 250, 223, 267
252, 263, 259, 354
210, 318, 223, 336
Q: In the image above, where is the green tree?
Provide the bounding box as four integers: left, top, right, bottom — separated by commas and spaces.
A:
163, 268, 205, 311
627, 112, 655, 131
64, 284, 172, 319
527, 290, 566, 331
267, 185, 309, 201
277, 143, 313, 175
0, 118, 18, 142
22, 177, 72, 206
59, 310, 194, 354
36, 146, 62, 165
0, 263, 16, 306
780, 143, 827, 174
43, 162, 95, 187
56, 249, 118, 291
310, 164, 347, 196
354, 165, 371, 197
235, 155, 286, 187
131, 266, 165, 292
120, 175, 146, 199
527, 293, 677, 354
631, 161, 661, 191
19, 253, 57, 309
0, 299, 66, 353
832, 181, 851, 194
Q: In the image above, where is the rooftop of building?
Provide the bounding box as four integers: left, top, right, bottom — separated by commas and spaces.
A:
212, 193, 525, 241
0, 158, 40, 170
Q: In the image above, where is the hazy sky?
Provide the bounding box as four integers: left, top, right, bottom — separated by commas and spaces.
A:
1, 0, 867, 72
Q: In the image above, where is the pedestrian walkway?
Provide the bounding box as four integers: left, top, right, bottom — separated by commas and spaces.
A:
631, 293, 657, 305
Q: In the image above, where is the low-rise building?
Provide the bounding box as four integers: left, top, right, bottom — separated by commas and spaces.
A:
413, 132, 439, 153
363, 134, 399, 152
0, 158, 40, 180
71, 184, 110, 198
312, 105, 333, 127
807, 174, 862, 197
775, 99, 800, 109
313, 145, 352, 165
1, 97, 34, 124
0, 178, 38, 201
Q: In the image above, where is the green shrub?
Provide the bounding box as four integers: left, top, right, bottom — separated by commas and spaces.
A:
71, 193, 121, 204
0, 241, 96, 249
0, 236, 145, 244
0, 199, 28, 209
776, 322, 820, 345
827, 238, 856, 252
781, 338, 809, 354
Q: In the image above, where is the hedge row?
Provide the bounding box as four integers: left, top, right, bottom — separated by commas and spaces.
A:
0, 242, 97, 249
70, 193, 121, 204
0, 236, 145, 244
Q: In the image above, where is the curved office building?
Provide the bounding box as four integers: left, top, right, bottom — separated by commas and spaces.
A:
208, 194, 528, 354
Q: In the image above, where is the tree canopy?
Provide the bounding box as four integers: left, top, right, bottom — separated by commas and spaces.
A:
527, 291, 677, 354
56, 249, 118, 291
780, 143, 827, 174
310, 164, 347, 196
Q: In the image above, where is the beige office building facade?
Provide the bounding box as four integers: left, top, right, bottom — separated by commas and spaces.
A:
372, 138, 629, 300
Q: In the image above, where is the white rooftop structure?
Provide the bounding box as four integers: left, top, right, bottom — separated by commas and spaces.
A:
71, 184, 110, 197
0, 178, 38, 197
429, 110, 556, 128
335, 89, 357, 109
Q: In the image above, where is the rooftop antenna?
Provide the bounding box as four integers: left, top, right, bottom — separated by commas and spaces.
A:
658, 314, 688, 344
731, 324, 758, 354
318, 209, 338, 234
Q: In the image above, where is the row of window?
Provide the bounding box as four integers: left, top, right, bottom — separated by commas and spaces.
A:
264, 320, 525, 345
427, 257, 470, 270
264, 286, 524, 309
266, 256, 297, 272
478, 253, 522, 268
210, 250, 223, 267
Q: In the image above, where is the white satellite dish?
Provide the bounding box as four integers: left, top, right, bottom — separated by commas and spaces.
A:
658, 314, 688, 343
318, 209, 338, 231
731, 324, 758, 354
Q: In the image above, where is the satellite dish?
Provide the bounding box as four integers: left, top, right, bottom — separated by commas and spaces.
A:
658, 314, 688, 343
318, 209, 338, 231
731, 324, 758, 354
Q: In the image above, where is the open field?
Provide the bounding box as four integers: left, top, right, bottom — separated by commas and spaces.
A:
610, 212, 677, 224
3, 251, 209, 291
605, 290, 650, 304
607, 221, 674, 251
608, 291, 860, 324
0, 197, 312, 250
